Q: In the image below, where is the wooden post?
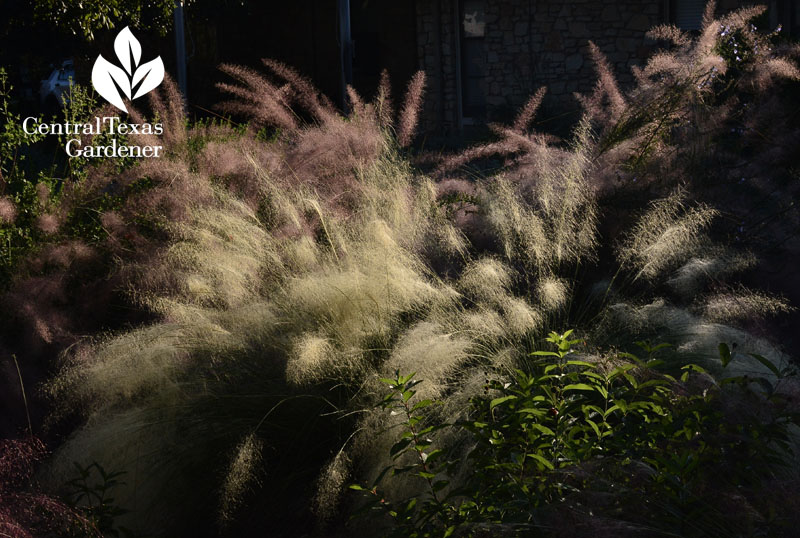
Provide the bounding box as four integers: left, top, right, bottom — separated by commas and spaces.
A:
174, 0, 188, 105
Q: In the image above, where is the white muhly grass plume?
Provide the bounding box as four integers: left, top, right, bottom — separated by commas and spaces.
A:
280, 222, 443, 351
49, 317, 234, 413
157, 199, 272, 310
703, 290, 792, 323
286, 334, 334, 386
618, 190, 717, 281
601, 298, 790, 379
460, 308, 507, 339
484, 128, 596, 271
458, 258, 512, 305
386, 321, 472, 399
313, 451, 351, 524
219, 433, 263, 524
485, 176, 548, 267
666, 251, 756, 296
537, 277, 568, 311
501, 297, 542, 337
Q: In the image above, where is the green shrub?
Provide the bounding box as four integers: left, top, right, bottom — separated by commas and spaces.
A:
353, 331, 799, 537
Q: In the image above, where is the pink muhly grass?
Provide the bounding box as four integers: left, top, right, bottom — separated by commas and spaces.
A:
29, 241, 95, 272
6, 276, 72, 346
434, 130, 543, 176
35, 183, 50, 207
701, 0, 717, 30
646, 24, 692, 47
586, 41, 627, 121
217, 60, 338, 131
0, 437, 99, 538
435, 140, 514, 176
217, 64, 299, 132
287, 114, 383, 203
126, 77, 186, 150
198, 137, 290, 210
429, 94, 561, 178
0, 196, 16, 224
719, 5, 767, 32
397, 71, 426, 147
376, 69, 394, 129
0, 437, 47, 488
261, 59, 336, 124
512, 87, 547, 133
346, 85, 367, 118
125, 158, 215, 223
35, 214, 60, 235
754, 58, 800, 89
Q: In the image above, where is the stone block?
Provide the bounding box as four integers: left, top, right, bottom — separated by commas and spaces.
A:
602, 5, 619, 22
627, 14, 651, 32
545, 31, 563, 51
616, 37, 638, 52
569, 21, 587, 37
565, 52, 584, 71
549, 80, 566, 94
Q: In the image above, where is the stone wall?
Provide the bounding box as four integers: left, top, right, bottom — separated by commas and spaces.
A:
416, 0, 460, 133
415, 0, 668, 132
528, 1, 663, 112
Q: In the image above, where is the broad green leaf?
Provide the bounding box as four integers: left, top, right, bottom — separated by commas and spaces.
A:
749, 353, 782, 378
422, 449, 443, 463
563, 383, 596, 392
586, 419, 601, 438
530, 423, 555, 436
490, 395, 517, 409
719, 343, 732, 367
566, 360, 597, 368
518, 407, 545, 416
604, 404, 622, 417
411, 399, 434, 412
527, 453, 555, 470
390, 438, 412, 458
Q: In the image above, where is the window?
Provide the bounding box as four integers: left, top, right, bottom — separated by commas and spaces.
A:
673, 0, 706, 31
460, 0, 486, 120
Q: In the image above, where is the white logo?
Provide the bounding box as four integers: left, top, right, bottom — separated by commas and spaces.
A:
91, 27, 164, 113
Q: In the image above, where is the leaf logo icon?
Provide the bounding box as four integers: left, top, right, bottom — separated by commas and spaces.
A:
91, 27, 165, 113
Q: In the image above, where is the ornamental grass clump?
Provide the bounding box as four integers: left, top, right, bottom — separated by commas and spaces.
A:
0, 4, 791, 537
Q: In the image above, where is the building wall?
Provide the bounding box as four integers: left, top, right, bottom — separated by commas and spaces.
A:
417, 0, 460, 133
413, 0, 698, 133
416, 0, 669, 132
